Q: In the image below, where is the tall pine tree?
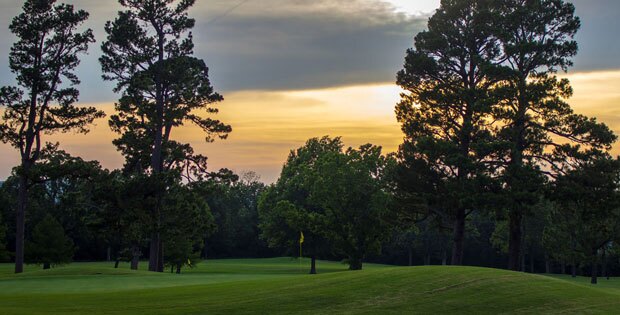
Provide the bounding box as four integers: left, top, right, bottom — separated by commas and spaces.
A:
492, 0, 616, 270
0, 0, 102, 273
396, 0, 500, 265
101, 0, 230, 272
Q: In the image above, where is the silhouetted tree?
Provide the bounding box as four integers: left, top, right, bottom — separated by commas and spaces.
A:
308, 143, 396, 270
259, 137, 341, 274
101, 0, 230, 272
26, 214, 74, 269
492, 0, 616, 271
0, 0, 102, 273
549, 156, 620, 284
0, 213, 9, 262
396, 0, 500, 265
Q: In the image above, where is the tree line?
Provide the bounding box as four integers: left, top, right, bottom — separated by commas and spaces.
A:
0, 0, 618, 284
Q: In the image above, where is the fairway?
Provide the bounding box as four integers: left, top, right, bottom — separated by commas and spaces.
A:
1, 258, 620, 314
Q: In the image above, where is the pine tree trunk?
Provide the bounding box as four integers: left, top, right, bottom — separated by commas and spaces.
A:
561, 261, 566, 275
545, 258, 550, 274
130, 245, 140, 270
157, 240, 164, 272
15, 171, 29, 274
571, 262, 577, 278
451, 208, 465, 265
508, 209, 522, 271
602, 250, 608, 280
591, 262, 598, 285
148, 233, 159, 272
442, 250, 447, 266
529, 252, 534, 273
408, 248, 413, 267
310, 255, 317, 274
349, 254, 363, 270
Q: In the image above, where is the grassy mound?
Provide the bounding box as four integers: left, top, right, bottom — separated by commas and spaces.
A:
0, 258, 619, 314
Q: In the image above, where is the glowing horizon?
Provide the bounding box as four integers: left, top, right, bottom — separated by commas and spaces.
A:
1, 69, 619, 183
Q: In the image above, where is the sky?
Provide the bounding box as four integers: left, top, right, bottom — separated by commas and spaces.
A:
0, 0, 619, 183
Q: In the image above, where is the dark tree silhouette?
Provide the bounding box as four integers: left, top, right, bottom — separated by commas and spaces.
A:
100, 0, 230, 272
492, 0, 616, 270
396, 0, 500, 265
26, 214, 75, 270
0, 0, 102, 273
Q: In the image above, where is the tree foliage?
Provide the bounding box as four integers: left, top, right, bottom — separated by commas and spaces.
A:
0, 0, 103, 273
26, 214, 74, 269
260, 137, 395, 271
395, 0, 501, 265
101, 0, 230, 272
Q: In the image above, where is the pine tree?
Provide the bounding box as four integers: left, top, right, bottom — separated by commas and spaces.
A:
26, 214, 74, 269
0, 0, 103, 273
492, 0, 616, 270
101, 0, 230, 272
395, 0, 500, 265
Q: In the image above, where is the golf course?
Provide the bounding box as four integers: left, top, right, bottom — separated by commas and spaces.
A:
1, 258, 619, 314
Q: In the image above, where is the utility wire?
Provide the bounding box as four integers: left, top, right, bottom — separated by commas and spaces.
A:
205, 0, 252, 26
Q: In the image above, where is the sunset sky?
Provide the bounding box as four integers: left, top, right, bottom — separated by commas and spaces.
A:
1, 0, 619, 183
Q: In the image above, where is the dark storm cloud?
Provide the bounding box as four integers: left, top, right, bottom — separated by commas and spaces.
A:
0, 0, 427, 102
0, 0, 617, 103
195, 12, 426, 91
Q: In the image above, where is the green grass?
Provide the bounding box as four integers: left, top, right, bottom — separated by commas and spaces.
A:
0, 258, 619, 314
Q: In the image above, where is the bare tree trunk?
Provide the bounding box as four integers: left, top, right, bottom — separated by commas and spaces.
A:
451, 208, 465, 265
130, 244, 140, 270
43, 262, 50, 270
157, 240, 164, 272
408, 248, 413, 267
602, 250, 609, 280
508, 209, 522, 271
442, 250, 447, 266
310, 255, 317, 274
561, 261, 566, 275
15, 171, 28, 274
530, 252, 535, 273
571, 262, 577, 278
591, 262, 598, 285
349, 253, 363, 270
148, 233, 159, 271
107, 247, 111, 262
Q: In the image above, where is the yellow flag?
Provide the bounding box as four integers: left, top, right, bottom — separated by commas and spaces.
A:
299, 231, 305, 244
